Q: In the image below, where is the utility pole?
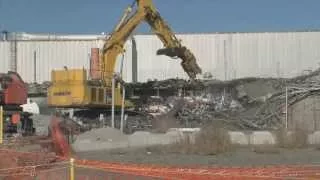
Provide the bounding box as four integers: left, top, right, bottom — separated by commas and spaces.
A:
223, 40, 228, 81
285, 86, 288, 129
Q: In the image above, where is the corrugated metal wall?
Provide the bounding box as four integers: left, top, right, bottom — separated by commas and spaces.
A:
0, 40, 132, 83
0, 31, 320, 83
0, 42, 10, 73
17, 40, 103, 82
134, 31, 320, 82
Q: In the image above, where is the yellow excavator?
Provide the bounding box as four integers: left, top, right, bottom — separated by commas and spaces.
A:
47, 0, 201, 114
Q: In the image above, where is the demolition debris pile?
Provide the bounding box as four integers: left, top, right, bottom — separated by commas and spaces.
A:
134, 78, 283, 130
27, 81, 51, 96
131, 69, 320, 130
26, 69, 320, 131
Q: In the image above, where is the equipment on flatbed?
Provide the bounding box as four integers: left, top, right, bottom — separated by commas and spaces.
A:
0, 71, 35, 136
47, 0, 202, 130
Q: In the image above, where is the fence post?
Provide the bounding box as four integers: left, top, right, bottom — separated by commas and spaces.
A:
70, 158, 74, 180
0, 106, 3, 144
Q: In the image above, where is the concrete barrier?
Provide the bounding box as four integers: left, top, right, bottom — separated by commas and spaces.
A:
308, 131, 320, 145
72, 128, 320, 153
129, 130, 277, 147
228, 131, 249, 145
249, 131, 276, 145
128, 130, 184, 147
128, 131, 151, 147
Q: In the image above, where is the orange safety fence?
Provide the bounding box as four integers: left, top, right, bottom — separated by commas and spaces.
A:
73, 160, 320, 179
1, 158, 320, 179
1, 148, 320, 179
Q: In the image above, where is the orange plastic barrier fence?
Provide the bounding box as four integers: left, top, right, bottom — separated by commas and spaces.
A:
74, 160, 320, 179
1, 149, 320, 179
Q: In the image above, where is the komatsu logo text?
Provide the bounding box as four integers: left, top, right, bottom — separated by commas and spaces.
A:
53, 91, 71, 96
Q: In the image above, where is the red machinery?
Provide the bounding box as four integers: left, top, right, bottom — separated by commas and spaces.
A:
0, 71, 34, 136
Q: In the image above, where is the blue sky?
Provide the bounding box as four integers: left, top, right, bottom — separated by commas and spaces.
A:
0, 0, 319, 34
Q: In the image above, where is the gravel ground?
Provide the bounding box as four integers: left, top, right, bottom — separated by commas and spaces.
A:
74, 167, 160, 180
77, 147, 320, 167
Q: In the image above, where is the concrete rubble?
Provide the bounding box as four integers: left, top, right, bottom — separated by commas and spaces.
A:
24, 68, 320, 153
130, 68, 320, 131
28, 68, 320, 132
27, 81, 51, 96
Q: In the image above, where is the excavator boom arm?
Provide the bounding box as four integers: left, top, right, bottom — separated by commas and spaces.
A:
101, 4, 145, 85
102, 0, 202, 85
142, 1, 202, 79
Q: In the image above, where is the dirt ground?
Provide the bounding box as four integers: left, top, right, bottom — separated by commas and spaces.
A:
77, 147, 320, 167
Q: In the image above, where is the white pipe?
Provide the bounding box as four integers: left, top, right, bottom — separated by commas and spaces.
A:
99, 114, 104, 128
120, 87, 125, 133
285, 86, 288, 129
111, 75, 115, 128
124, 114, 128, 126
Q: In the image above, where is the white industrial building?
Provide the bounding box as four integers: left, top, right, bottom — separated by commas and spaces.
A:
1, 31, 320, 83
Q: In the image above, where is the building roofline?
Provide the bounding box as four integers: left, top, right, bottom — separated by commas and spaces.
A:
2, 29, 320, 41
134, 29, 320, 35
